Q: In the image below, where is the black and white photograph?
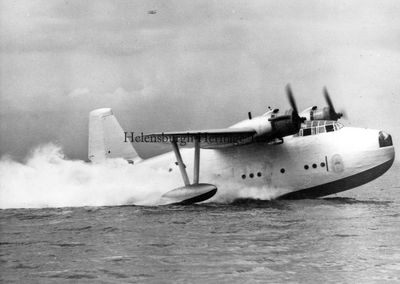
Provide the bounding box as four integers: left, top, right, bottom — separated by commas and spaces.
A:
0, 0, 399, 282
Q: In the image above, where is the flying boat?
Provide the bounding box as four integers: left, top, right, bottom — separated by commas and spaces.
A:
88, 85, 395, 205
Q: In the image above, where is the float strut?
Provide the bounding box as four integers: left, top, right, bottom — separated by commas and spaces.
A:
171, 140, 190, 186
193, 136, 200, 184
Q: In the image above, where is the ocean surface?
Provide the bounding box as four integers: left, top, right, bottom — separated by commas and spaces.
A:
1, 162, 399, 283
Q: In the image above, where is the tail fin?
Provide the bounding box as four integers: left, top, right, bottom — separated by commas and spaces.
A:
88, 108, 142, 163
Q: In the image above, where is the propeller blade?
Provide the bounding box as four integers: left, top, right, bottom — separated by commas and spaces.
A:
286, 84, 298, 114
323, 87, 336, 114
323, 86, 347, 120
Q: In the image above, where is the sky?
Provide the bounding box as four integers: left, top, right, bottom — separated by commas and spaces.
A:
1, 0, 400, 160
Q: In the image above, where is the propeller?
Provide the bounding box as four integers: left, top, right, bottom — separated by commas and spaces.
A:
269, 84, 306, 124
286, 84, 299, 114
286, 84, 306, 123
323, 87, 346, 120
263, 84, 307, 138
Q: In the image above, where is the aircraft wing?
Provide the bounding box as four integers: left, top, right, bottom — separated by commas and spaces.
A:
145, 127, 256, 149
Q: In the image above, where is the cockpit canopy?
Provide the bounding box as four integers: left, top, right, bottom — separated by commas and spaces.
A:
297, 120, 344, 137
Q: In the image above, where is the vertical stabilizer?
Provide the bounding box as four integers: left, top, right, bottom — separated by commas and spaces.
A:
88, 108, 141, 163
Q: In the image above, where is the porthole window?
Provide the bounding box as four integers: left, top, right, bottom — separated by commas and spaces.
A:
312, 164, 317, 169
304, 165, 309, 170
249, 173, 254, 178
257, 172, 262, 177
320, 162, 325, 167
241, 174, 246, 179
280, 168, 285, 174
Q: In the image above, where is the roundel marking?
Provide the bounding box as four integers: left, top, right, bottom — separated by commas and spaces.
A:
331, 154, 344, 173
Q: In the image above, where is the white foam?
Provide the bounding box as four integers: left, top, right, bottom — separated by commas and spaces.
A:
0, 144, 175, 209
0, 143, 289, 209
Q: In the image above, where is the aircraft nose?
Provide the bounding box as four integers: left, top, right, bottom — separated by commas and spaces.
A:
379, 131, 393, 148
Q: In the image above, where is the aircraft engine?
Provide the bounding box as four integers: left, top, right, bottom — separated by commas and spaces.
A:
300, 106, 336, 121
231, 85, 305, 140
267, 109, 303, 138
300, 87, 345, 121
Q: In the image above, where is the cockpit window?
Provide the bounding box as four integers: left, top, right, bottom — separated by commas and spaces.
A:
297, 121, 343, 137
303, 128, 312, 136
311, 121, 320, 127
326, 125, 334, 132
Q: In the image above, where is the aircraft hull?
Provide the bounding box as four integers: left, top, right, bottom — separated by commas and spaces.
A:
279, 155, 394, 199
138, 127, 395, 201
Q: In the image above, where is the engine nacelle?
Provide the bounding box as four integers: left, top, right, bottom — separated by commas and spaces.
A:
230, 85, 306, 141
300, 89, 344, 121
300, 106, 342, 121
269, 109, 302, 138
230, 109, 302, 140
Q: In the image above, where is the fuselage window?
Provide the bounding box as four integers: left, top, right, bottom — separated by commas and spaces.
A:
242, 172, 263, 179
320, 162, 325, 167
304, 165, 309, 170
312, 163, 317, 168
280, 168, 285, 173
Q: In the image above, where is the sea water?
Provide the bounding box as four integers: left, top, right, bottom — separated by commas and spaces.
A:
1, 146, 399, 283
